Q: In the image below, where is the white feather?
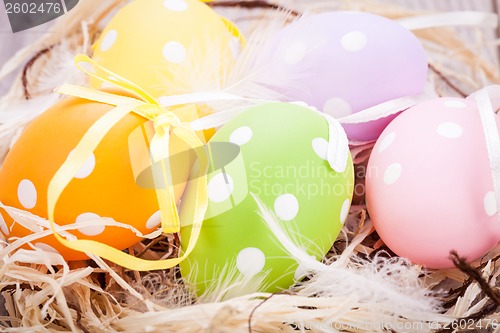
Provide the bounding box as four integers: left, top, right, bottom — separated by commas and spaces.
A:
33, 42, 88, 95
251, 193, 445, 322
0, 94, 61, 164
223, 10, 304, 101
196, 263, 269, 303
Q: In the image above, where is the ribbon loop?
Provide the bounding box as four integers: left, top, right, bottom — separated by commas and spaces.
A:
48, 55, 208, 271
74, 54, 159, 105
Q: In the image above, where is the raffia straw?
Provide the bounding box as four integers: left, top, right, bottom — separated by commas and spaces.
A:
0, 0, 499, 332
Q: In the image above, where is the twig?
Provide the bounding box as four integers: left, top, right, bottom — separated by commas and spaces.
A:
248, 293, 277, 333
0, 283, 42, 293
136, 235, 169, 258
208, 0, 301, 17
21, 46, 54, 100
67, 302, 90, 333
450, 251, 500, 306
428, 63, 468, 98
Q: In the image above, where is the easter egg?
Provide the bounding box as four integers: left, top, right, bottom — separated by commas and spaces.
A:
0, 90, 195, 260
179, 102, 354, 296
366, 97, 500, 268
253, 11, 428, 141
92, 0, 242, 99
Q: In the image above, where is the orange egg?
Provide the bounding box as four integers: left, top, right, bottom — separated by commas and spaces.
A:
0, 90, 195, 260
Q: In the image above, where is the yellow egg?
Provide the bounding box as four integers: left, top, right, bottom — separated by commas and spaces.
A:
0, 90, 196, 260
92, 0, 241, 98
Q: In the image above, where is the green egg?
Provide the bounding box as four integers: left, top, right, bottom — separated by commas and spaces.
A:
179, 102, 354, 297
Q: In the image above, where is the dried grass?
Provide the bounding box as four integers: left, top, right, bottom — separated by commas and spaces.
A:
0, 0, 499, 332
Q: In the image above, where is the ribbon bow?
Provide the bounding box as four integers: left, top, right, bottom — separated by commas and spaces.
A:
47, 54, 208, 270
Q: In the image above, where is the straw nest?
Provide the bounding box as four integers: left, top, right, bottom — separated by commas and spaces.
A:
0, 0, 499, 332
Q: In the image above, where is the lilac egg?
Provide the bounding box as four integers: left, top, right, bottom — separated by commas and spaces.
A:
253, 11, 428, 141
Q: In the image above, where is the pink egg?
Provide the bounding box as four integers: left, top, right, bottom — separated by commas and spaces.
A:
253, 11, 428, 141
366, 97, 500, 268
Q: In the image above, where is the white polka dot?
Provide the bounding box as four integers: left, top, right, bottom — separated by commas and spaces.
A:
236, 247, 266, 277
163, 0, 188, 11
229, 126, 253, 146
284, 40, 307, 65
312, 137, 328, 160
163, 41, 187, 64
146, 210, 162, 229
18, 179, 37, 209
75, 213, 105, 236
100, 30, 118, 52
0, 213, 9, 235
378, 132, 396, 153
444, 100, 467, 109
208, 173, 234, 203
341, 31, 367, 52
274, 194, 299, 221
230, 36, 241, 59
323, 98, 352, 118
69, 150, 96, 179
294, 255, 316, 280
34, 243, 60, 254
384, 163, 402, 185
484, 191, 497, 217
437, 122, 463, 139
340, 199, 350, 224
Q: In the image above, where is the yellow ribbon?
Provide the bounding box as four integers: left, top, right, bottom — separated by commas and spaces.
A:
47, 54, 208, 270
